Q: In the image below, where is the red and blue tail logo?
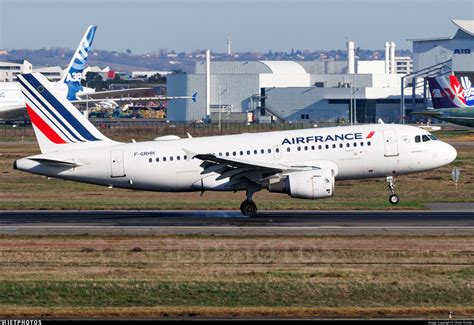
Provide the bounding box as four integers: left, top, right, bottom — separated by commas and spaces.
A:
427, 76, 470, 109
18, 73, 113, 152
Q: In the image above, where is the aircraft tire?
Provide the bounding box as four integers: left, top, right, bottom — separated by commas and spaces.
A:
389, 194, 400, 205
240, 200, 257, 217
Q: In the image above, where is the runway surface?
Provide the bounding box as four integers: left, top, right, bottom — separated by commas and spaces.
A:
0, 210, 473, 235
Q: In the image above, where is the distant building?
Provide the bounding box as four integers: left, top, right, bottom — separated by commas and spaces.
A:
394, 57, 413, 75
0, 60, 32, 82
33, 66, 63, 82
167, 54, 417, 123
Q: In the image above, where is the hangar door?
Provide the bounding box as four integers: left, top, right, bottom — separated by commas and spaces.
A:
110, 150, 126, 177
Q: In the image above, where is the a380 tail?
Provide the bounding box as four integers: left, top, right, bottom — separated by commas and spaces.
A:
60, 25, 97, 101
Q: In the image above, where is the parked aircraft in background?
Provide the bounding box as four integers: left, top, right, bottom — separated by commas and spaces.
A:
0, 25, 97, 121
0, 25, 195, 121
414, 75, 474, 127
14, 73, 457, 216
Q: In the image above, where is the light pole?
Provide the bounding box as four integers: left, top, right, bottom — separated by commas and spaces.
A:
218, 86, 227, 131
349, 78, 360, 125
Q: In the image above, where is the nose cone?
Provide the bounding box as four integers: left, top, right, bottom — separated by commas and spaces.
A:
442, 142, 457, 165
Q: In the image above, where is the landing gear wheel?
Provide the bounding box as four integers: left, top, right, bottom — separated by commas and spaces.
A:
240, 200, 257, 217
389, 194, 400, 205
386, 176, 400, 205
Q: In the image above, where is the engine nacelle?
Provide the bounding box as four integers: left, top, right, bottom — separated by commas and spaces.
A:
268, 169, 335, 199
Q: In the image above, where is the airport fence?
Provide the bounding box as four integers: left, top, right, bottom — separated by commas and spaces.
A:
1, 120, 345, 141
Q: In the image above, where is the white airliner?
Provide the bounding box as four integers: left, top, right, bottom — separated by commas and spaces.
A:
14, 73, 457, 216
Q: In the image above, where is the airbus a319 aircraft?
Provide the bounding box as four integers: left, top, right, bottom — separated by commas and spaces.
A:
14, 73, 457, 216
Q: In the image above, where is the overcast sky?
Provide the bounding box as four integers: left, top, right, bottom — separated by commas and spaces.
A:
0, 0, 472, 53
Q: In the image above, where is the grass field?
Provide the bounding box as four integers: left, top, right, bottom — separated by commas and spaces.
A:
0, 234, 472, 318
0, 127, 473, 318
0, 129, 473, 211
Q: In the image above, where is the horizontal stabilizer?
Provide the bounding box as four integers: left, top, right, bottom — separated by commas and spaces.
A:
29, 157, 81, 168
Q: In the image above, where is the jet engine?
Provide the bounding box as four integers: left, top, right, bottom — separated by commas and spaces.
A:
268, 169, 334, 199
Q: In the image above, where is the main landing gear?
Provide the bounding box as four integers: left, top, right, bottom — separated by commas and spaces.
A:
240, 183, 260, 217
240, 200, 257, 217
386, 176, 400, 205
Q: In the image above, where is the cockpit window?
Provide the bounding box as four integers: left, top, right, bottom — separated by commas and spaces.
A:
415, 135, 421, 143
428, 134, 437, 140
422, 135, 430, 142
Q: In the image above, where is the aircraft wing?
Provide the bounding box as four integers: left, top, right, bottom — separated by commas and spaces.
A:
76, 88, 154, 100
185, 150, 317, 185
73, 92, 197, 105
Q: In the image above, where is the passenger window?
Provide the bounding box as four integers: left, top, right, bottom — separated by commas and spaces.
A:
163, 157, 167, 162
247, 150, 250, 155
261, 149, 264, 154
226, 152, 229, 157
367, 141, 371, 146
311, 145, 315, 150
297, 147, 301, 151
325, 144, 329, 149
233, 152, 236, 156
184, 155, 187, 160
304, 146, 308, 151
287, 147, 291, 152
240, 151, 243, 155
177, 156, 180, 161
422, 135, 430, 142
318, 145, 322, 150
276, 148, 280, 153
346, 143, 350, 148
339, 143, 343, 148
332, 144, 336, 149
353, 142, 357, 147
254, 150, 258, 154
170, 156, 173, 161
415, 135, 421, 143
155, 157, 159, 162
360, 142, 364, 147
148, 158, 152, 163
268, 149, 271, 154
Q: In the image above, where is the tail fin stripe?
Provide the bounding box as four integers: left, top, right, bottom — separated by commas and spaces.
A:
26, 104, 67, 144
21, 87, 76, 143
19, 77, 83, 143
24, 74, 100, 141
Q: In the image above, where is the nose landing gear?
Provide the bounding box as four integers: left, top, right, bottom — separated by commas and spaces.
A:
386, 176, 400, 204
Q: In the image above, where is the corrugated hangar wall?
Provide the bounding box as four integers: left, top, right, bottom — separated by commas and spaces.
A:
167, 73, 206, 121
167, 73, 260, 121
264, 87, 348, 122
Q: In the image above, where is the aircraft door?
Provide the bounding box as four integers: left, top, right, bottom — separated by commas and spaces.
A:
110, 150, 126, 177
273, 145, 282, 160
383, 130, 399, 157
